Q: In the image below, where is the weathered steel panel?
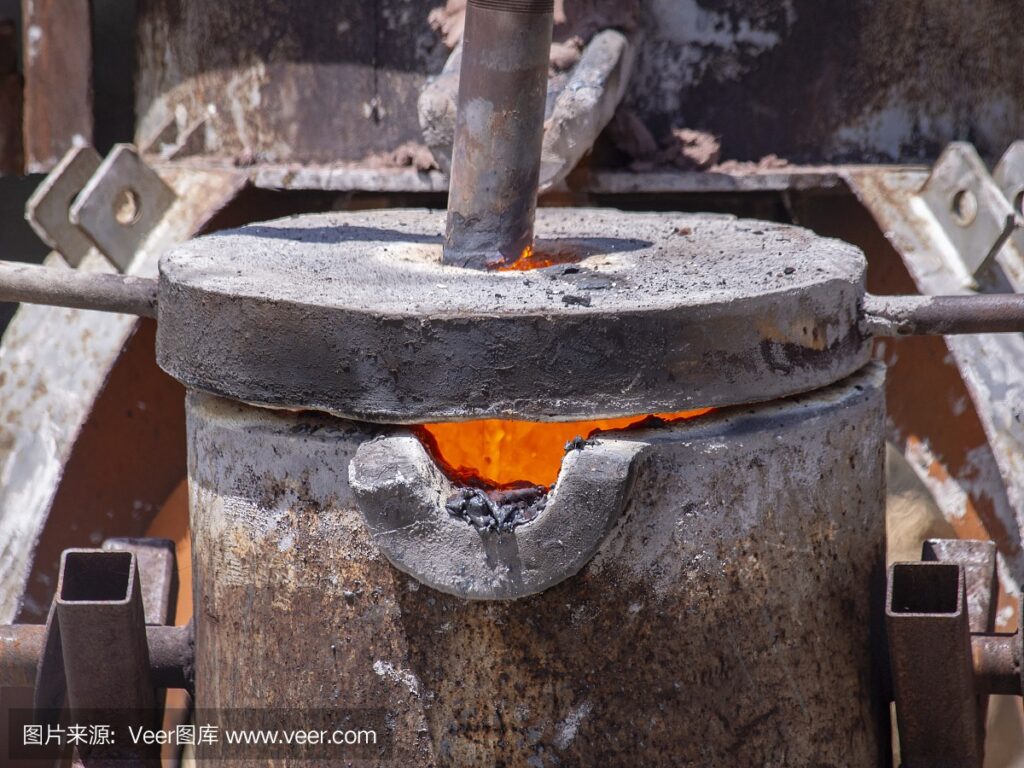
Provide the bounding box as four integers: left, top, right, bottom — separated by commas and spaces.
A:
136, 0, 1024, 167
134, 0, 448, 163
20, 0, 92, 173
627, 0, 1024, 165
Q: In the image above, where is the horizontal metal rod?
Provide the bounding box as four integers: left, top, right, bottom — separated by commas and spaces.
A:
0, 261, 1022, 339
0, 623, 192, 689
0, 260, 157, 318
0, 624, 44, 687
148, 624, 193, 690
865, 294, 1024, 337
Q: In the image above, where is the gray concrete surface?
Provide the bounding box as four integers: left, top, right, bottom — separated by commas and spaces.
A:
158, 207, 870, 422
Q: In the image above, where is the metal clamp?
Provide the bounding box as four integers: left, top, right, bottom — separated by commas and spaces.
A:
70, 144, 177, 272
917, 143, 1024, 290
993, 141, 1024, 290
994, 142, 1024, 215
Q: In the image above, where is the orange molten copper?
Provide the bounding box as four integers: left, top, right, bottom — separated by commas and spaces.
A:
495, 244, 582, 272
416, 410, 712, 488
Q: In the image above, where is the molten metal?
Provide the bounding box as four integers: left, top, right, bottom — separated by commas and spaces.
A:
494, 244, 583, 272
417, 410, 712, 488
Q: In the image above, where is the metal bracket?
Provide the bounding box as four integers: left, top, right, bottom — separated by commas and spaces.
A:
994, 141, 1024, 216
24, 144, 178, 274
54, 549, 162, 765
993, 141, 1024, 290
921, 539, 998, 632
140, 114, 209, 160
103, 538, 179, 626
888, 558, 983, 767
917, 142, 1023, 289
24, 145, 102, 267
70, 144, 177, 272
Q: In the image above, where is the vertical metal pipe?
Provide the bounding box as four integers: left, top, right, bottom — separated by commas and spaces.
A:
887, 562, 983, 767
443, 0, 554, 269
102, 537, 179, 626
56, 550, 160, 767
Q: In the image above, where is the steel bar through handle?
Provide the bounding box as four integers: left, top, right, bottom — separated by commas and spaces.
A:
0, 260, 1023, 338
0, 259, 157, 317
862, 293, 1024, 337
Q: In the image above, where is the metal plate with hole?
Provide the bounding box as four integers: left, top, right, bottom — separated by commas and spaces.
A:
994, 142, 1024, 216
157, 208, 870, 423
917, 143, 1021, 285
24, 146, 102, 267
993, 141, 1024, 291
69, 144, 177, 273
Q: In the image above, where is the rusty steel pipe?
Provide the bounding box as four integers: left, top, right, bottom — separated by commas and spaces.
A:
0, 624, 45, 687
147, 624, 194, 691
56, 550, 161, 766
443, 0, 554, 269
0, 259, 157, 317
886, 562, 984, 767
0, 623, 192, 690
864, 293, 1024, 336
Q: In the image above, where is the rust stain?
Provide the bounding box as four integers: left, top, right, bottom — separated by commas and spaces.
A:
757, 318, 828, 351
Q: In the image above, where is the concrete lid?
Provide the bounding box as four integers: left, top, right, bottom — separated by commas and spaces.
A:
156, 208, 870, 422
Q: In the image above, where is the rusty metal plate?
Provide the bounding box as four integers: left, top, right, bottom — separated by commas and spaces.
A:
918, 143, 1022, 287
70, 145, 177, 272
21, 0, 93, 173
157, 208, 870, 422
25, 146, 103, 267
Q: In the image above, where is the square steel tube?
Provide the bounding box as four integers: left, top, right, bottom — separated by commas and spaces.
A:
887, 561, 983, 767
56, 549, 160, 766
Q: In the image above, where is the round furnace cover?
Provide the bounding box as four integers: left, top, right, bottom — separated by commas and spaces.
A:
156, 208, 870, 422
